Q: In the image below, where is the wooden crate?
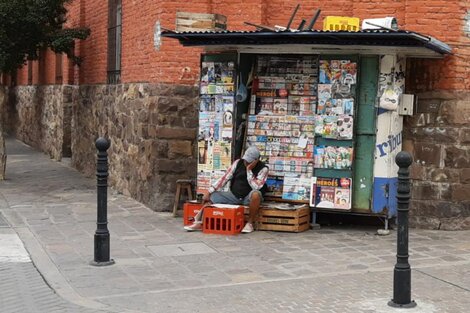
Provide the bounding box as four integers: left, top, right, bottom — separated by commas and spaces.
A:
176, 12, 227, 32
257, 207, 311, 233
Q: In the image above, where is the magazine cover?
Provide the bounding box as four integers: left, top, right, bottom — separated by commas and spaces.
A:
314, 146, 325, 168
196, 171, 211, 194
273, 99, 288, 115
201, 62, 214, 83
282, 176, 310, 201
337, 115, 353, 140
212, 144, 221, 170
221, 62, 234, 84
314, 115, 324, 136
319, 60, 333, 84
317, 84, 332, 114
322, 116, 338, 139
258, 76, 273, 89
310, 177, 352, 209
199, 96, 212, 111
272, 77, 286, 89
214, 62, 223, 84
336, 147, 353, 169
215, 84, 225, 94
299, 96, 315, 115
265, 176, 284, 197
219, 142, 232, 169
198, 112, 212, 141
331, 62, 357, 99
288, 96, 301, 115
342, 98, 354, 115
334, 187, 351, 209
207, 84, 217, 94
331, 99, 345, 115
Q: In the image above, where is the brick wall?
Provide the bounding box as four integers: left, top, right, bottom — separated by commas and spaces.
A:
13, 0, 469, 89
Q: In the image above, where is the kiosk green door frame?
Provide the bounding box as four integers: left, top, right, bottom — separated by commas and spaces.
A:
353, 56, 379, 211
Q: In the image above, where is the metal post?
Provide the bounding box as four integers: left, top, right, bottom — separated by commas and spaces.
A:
90, 137, 115, 266
388, 151, 416, 308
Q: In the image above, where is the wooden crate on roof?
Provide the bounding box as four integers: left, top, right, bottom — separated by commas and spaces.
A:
176, 12, 227, 32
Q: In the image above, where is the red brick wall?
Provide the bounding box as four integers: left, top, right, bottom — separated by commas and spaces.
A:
78, 0, 108, 84
12, 0, 470, 91
38, 50, 57, 85
406, 0, 470, 91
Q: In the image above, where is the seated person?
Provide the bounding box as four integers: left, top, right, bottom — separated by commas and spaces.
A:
184, 146, 268, 233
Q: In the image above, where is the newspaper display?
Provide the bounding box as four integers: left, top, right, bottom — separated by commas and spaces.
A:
197, 60, 236, 193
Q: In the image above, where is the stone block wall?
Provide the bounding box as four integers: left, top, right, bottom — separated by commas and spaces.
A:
8, 85, 75, 161
403, 91, 470, 230
71, 83, 198, 212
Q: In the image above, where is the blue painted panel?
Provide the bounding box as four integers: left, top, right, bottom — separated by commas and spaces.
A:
372, 177, 398, 217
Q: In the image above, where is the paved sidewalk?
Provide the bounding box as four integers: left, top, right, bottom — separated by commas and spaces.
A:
0, 223, 111, 313
1, 138, 470, 313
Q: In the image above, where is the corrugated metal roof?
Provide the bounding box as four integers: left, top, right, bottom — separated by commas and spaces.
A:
169, 29, 408, 35
161, 29, 452, 56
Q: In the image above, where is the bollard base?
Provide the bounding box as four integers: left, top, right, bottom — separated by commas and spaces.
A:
388, 300, 417, 308
90, 259, 115, 267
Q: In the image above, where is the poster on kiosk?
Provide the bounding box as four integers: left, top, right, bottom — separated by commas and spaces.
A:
372, 55, 406, 218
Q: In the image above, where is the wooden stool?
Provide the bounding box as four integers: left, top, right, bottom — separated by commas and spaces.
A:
172, 179, 194, 217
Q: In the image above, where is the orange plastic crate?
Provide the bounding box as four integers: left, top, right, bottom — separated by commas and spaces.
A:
183, 202, 204, 226
203, 206, 245, 235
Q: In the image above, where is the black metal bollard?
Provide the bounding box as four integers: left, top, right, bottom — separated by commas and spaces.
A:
388, 151, 416, 308
90, 137, 115, 266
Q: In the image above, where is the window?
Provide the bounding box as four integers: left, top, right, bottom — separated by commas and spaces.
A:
107, 0, 122, 84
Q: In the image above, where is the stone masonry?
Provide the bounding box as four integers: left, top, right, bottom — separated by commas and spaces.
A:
1, 83, 198, 213
403, 90, 470, 230
4, 85, 75, 161
71, 83, 199, 212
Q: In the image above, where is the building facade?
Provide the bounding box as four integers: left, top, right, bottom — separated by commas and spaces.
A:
1, 0, 469, 229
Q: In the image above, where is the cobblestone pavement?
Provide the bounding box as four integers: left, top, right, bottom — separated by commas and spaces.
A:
1, 138, 470, 313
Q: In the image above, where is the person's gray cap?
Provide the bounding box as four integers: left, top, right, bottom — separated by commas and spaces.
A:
242, 146, 260, 163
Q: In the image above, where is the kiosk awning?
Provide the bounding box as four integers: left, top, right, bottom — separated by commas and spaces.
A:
162, 29, 451, 58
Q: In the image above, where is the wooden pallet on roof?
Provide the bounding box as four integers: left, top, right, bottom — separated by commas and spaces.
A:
176, 12, 227, 32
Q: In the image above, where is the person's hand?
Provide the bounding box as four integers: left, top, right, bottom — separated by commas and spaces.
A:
246, 160, 258, 171
202, 191, 211, 203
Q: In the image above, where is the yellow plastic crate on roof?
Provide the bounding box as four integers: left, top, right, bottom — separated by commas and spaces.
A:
323, 16, 360, 32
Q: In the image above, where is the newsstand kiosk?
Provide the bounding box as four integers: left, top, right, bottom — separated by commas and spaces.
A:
163, 29, 451, 229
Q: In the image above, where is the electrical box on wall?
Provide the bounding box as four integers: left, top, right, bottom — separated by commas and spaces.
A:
399, 94, 415, 116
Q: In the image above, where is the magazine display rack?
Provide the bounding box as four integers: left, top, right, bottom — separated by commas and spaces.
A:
245, 55, 357, 211
197, 54, 237, 194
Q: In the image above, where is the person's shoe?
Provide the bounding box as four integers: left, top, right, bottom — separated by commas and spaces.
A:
184, 222, 202, 232
241, 222, 254, 233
